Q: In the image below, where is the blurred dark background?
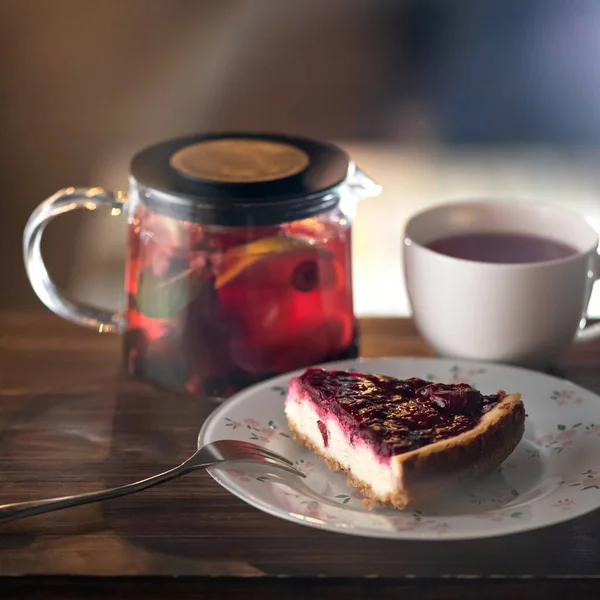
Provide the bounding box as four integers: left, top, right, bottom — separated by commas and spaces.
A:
3, 0, 600, 311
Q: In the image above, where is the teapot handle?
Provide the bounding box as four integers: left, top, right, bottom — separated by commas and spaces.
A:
23, 187, 127, 333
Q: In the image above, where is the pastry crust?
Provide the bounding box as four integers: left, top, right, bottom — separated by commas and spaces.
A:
288, 391, 525, 510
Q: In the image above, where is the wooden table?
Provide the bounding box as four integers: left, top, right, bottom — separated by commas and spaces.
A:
1, 311, 600, 599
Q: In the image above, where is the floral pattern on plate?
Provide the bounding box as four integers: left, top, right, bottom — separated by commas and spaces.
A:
199, 357, 600, 540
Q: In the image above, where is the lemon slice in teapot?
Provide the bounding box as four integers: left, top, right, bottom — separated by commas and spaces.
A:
214, 236, 333, 289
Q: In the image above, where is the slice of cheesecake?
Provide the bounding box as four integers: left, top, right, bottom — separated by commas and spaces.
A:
284, 368, 525, 509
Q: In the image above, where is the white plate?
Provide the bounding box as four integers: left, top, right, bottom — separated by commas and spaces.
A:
199, 357, 600, 540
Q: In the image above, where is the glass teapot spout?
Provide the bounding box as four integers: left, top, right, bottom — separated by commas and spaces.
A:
346, 163, 382, 199
339, 163, 381, 220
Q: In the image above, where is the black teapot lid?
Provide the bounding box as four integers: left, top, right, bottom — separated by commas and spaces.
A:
130, 132, 351, 226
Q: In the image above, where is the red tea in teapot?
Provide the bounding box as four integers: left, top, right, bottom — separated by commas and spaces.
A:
124, 205, 357, 397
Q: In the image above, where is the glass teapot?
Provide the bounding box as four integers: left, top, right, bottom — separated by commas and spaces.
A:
24, 133, 381, 397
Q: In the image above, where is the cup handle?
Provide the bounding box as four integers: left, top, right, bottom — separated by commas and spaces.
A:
23, 187, 127, 333
575, 251, 600, 343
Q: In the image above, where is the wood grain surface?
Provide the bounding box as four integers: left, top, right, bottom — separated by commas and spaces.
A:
1, 311, 600, 599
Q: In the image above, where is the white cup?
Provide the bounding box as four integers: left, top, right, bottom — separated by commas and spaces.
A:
403, 200, 600, 368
